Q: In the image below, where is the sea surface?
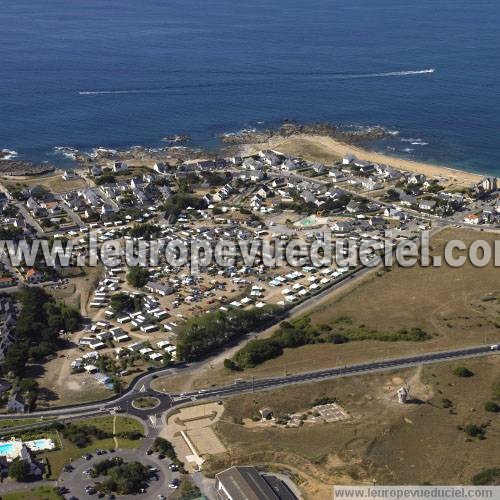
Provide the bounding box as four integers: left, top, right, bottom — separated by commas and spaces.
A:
1, 0, 499, 174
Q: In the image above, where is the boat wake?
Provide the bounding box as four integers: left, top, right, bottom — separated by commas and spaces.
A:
343, 68, 435, 79
78, 69, 435, 96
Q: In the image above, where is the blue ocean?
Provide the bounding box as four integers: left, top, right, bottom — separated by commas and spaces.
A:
1, 0, 499, 174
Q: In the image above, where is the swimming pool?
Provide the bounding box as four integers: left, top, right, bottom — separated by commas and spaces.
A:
0, 438, 55, 458
25, 438, 55, 451
0, 442, 15, 456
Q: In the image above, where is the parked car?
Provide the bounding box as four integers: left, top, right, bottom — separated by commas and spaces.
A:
168, 479, 180, 489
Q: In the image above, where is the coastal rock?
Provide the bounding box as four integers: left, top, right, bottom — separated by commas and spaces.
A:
0, 160, 55, 176
161, 134, 191, 144
219, 121, 393, 145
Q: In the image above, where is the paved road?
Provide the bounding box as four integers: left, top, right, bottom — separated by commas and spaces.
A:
58, 202, 87, 230
169, 344, 499, 404
15, 203, 46, 235
0, 344, 497, 424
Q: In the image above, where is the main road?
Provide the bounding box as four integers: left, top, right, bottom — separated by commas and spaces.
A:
0, 344, 497, 423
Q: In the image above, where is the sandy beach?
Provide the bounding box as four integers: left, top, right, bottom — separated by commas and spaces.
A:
244, 134, 484, 189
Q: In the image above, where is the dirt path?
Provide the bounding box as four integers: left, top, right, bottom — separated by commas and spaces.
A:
113, 415, 118, 449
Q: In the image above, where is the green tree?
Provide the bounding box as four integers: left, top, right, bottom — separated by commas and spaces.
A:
8, 458, 31, 481
471, 468, 500, 485
126, 267, 150, 288
110, 293, 134, 314
463, 423, 485, 438
453, 367, 474, 378
3, 343, 29, 376
484, 401, 500, 413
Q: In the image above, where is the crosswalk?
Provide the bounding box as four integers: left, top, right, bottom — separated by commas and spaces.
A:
148, 414, 162, 429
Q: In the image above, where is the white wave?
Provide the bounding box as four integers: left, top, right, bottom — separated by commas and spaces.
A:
411, 141, 429, 146
1, 149, 18, 160
403, 148, 415, 153
53, 146, 79, 159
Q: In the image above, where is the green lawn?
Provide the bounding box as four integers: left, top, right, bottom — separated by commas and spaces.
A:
0, 416, 145, 480
42, 416, 145, 479
0, 417, 56, 431
2, 486, 61, 500
73, 415, 144, 435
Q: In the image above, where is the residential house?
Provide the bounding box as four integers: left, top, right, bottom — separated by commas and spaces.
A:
62, 170, 78, 181
481, 176, 498, 193
281, 158, 300, 171
153, 162, 170, 174
361, 178, 382, 191
243, 158, 264, 171
408, 173, 426, 185
464, 213, 481, 225
258, 150, 282, 167
399, 194, 417, 207
26, 197, 47, 217
25, 268, 44, 284
101, 204, 114, 217
7, 390, 28, 413
256, 185, 273, 199
342, 154, 356, 165
311, 163, 326, 175
418, 199, 437, 212
346, 200, 362, 213
332, 220, 355, 232
354, 160, 375, 174
328, 170, 346, 183
112, 161, 128, 173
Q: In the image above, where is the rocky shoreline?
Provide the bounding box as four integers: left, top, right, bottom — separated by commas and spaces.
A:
220, 121, 393, 145
1, 121, 397, 173
0, 160, 55, 177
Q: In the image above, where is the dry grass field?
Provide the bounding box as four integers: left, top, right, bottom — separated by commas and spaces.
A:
245, 134, 482, 189
2, 172, 88, 194
265, 136, 342, 165
154, 228, 500, 392
205, 356, 500, 498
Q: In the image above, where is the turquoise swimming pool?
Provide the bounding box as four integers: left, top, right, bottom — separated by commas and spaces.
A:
26, 438, 54, 451
0, 442, 15, 455
0, 438, 54, 457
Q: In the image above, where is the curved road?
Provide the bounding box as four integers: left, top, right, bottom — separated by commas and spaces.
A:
0, 344, 497, 422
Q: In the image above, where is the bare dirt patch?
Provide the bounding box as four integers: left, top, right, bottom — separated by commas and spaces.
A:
161, 402, 226, 472
205, 356, 500, 497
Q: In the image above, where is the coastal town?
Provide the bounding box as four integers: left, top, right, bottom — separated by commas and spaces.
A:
0, 136, 499, 499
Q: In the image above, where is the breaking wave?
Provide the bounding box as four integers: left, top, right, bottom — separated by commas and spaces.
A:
1, 149, 18, 160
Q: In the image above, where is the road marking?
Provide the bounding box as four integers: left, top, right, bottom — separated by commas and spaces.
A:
139, 384, 146, 393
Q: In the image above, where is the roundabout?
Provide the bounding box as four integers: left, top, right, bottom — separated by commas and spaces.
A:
131, 396, 161, 410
